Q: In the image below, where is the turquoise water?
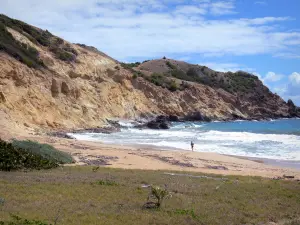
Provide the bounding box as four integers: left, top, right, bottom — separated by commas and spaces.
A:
194, 119, 300, 135
71, 119, 300, 161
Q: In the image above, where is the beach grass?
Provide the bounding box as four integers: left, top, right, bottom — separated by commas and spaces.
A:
0, 166, 299, 225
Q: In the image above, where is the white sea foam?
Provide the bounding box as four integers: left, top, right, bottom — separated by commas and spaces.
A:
70, 121, 300, 161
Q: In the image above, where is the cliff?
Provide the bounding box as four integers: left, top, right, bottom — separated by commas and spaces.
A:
0, 14, 298, 132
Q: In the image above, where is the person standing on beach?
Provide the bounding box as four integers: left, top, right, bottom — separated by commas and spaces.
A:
191, 141, 194, 151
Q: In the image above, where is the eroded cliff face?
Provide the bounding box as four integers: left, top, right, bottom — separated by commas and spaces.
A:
0, 14, 296, 132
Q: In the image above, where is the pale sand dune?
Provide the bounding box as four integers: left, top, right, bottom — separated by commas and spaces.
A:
2, 126, 299, 179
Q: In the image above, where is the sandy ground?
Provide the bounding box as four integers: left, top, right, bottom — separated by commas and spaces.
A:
1, 122, 300, 180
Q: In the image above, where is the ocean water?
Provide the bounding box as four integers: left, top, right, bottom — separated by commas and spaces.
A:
70, 119, 300, 161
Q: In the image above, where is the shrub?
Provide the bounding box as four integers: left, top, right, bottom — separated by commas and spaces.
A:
0, 214, 51, 225
144, 185, 171, 208
49, 46, 75, 62
0, 22, 44, 68
120, 62, 140, 70
11, 140, 73, 164
168, 80, 178, 92
94, 180, 118, 186
166, 61, 176, 70
0, 14, 77, 64
0, 139, 58, 171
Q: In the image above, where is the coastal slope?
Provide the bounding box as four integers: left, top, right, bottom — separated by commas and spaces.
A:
0, 14, 298, 131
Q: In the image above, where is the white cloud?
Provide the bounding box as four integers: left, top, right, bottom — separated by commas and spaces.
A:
263, 72, 283, 82
0, 0, 299, 61
273, 86, 287, 95
274, 53, 300, 59
174, 5, 207, 15
240, 17, 290, 25
210, 1, 236, 15
255, 1, 267, 6
266, 72, 300, 105
199, 62, 255, 73
289, 72, 300, 85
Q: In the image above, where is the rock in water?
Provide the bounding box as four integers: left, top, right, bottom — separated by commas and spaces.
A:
183, 111, 211, 122
145, 115, 170, 129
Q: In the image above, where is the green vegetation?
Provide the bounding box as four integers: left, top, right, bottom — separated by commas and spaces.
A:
146, 186, 171, 208
120, 62, 145, 79
0, 215, 50, 225
224, 71, 259, 93
0, 23, 44, 68
120, 62, 141, 70
94, 180, 118, 186
166, 61, 176, 70
0, 167, 299, 225
164, 61, 260, 94
0, 139, 58, 171
144, 73, 180, 92
11, 140, 73, 164
0, 14, 77, 64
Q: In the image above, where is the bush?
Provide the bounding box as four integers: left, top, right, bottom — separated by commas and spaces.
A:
0, 22, 44, 68
49, 46, 75, 62
120, 62, 140, 70
166, 61, 176, 70
144, 186, 171, 208
0, 14, 77, 64
11, 140, 73, 164
0, 214, 50, 225
0, 139, 58, 171
168, 80, 178, 92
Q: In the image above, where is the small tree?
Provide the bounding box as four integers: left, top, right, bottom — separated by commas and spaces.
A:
144, 185, 171, 209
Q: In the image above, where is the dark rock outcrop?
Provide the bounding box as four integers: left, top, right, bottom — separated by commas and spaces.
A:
72, 127, 121, 134
147, 120, 169, 129
168, 115, 180, 122
147, 116, 170, 129
51, 78, 60, 98
49, 132, 75, 139
135, 115, 171, 129
61, 81, 70, 95
183, 112, 211, 122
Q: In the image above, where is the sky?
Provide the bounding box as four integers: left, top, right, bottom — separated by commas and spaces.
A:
1, 0, 300, 105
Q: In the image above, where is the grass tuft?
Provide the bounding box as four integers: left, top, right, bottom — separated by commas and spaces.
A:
94, 180, 118, 186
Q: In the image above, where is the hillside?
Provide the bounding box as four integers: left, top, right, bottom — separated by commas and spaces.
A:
0, 14, 298, 132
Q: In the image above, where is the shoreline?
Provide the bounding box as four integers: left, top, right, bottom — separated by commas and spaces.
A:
1, 120, 300, 179
66, 132, 300, 171
6, 132, 300, 179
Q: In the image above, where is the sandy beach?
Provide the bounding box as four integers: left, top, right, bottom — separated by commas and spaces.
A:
1, 121, 300, 180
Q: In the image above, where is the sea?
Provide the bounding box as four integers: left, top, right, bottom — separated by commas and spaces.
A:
70, 119, 300, 163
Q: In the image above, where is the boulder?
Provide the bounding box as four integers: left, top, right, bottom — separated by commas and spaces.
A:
61, 81, 70, 95
0, 92, 6, 103
183, 111, 211, 122
140, 115, 171, 129
168, 115, 179, 122
51, 78, 60, 97
147, 120, 169, 129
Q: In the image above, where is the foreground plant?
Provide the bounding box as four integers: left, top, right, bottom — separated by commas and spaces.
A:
143, 185, 171, 209
0, 214, 51, 225
0, 139, 58, 171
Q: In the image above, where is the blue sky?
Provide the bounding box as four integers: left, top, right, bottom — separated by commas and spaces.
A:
1, 0, 300, 104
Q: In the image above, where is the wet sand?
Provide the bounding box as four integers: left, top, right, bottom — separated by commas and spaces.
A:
2, 129, 300, 179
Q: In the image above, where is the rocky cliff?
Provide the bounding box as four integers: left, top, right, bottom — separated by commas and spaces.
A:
0, 14, 298, 132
